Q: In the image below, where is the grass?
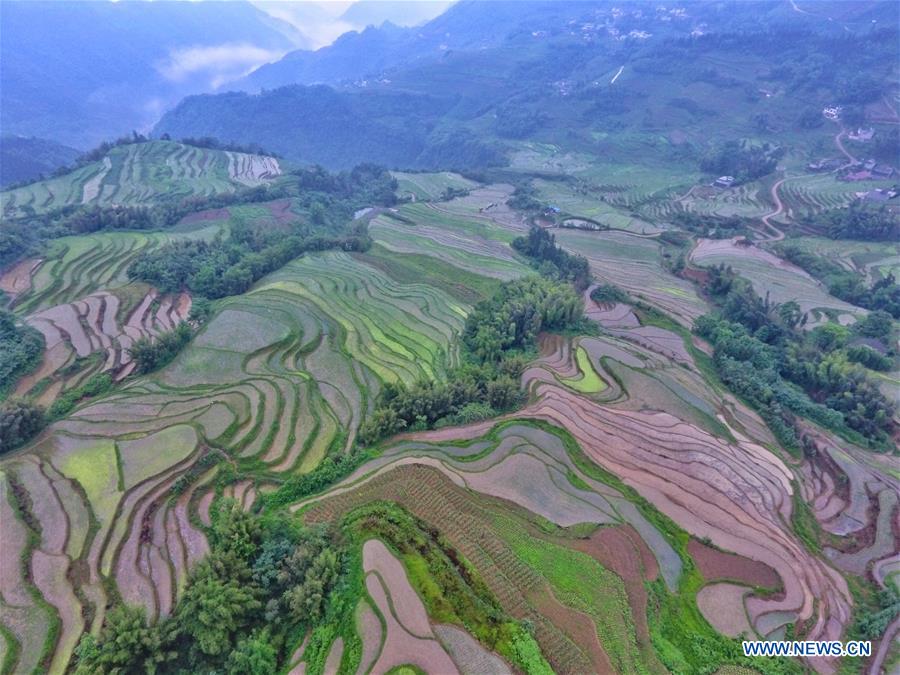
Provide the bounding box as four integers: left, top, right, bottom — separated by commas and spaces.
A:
495, 512, 642, 674
55, 439, 122, 527
560, 346, 607, 393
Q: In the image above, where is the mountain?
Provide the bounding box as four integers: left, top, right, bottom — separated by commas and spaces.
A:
0, 136, 81, 188
155, 0, 900, 171
0, 0, 298, 148
236, 0, 577, 92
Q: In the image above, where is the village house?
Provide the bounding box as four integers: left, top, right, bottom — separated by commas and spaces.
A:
872, 164, 895, 178
822, 106, 842, 121
714, 175, 735, 188
857, 188, 898, 203
848, 127, 875, 142
807, 158, 843, 172
864, 159, 877, 171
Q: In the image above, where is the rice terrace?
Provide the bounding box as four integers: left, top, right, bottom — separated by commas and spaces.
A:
0, 1, 898, 674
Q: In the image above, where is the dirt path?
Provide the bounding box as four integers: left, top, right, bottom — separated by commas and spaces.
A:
757, 177, 787, 241
834, 128, 856, 165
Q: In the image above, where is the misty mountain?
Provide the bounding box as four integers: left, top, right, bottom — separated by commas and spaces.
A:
0, 0, 298, 148
155, 0, 899, 171
0, 136, 81, 188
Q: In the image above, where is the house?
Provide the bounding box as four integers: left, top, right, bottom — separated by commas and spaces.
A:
807, 158, 844, 172
822, 106, 842, 121
714, 176, 735, 188
864, 159, 877, 171
860, 188, 897, 203
872, 164, 895, 178
848, 127, 875, 141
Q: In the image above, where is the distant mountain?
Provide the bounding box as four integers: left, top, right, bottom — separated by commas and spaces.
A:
0, 136, 81, 188
156, 1, 899, 171
0, 0, 298, 148
236, 0, 562, 92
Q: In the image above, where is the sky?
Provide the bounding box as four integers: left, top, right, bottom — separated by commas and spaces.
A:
256, 0, 453, 50
156, 0, 454, 87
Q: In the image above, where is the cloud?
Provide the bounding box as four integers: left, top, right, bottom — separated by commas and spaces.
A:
157, 43, 286, 87
252, 1, 355, 50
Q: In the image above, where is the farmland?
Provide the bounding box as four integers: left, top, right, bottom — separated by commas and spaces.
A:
1, 34, 899, 675
0, 140, 282, 217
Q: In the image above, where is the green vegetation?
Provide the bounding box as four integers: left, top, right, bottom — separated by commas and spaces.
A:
807, 202, 899, 242
511, 227, 591, 291
128, 323, 194, 374
695, 266, 895, 449
344, 502, 553, 675
360, 276, 583, 444
0, 309, 43, 397
0, 398, 45, 454
778, 242, 900, 318
561, 346, 606, 393
699, 140, 782, 185
46, 373, 113, 420
128, 165, 398, 299
74, 504, 345, 674
589, 283, 629, 304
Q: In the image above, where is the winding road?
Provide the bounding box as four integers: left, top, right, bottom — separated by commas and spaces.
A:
757, 177, 788, 241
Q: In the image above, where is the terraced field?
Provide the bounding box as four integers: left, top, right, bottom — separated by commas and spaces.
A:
555, 228, 708, 326
369, 185, 531, 281
690, 237, 865, 325
2, 140, 897, 675
531, 178, 662, 234
8, 226, 219, 315
0, 248, 475, 671
391, 171, 478, 201
1, 140, 282, 216
783, 237, 900, 284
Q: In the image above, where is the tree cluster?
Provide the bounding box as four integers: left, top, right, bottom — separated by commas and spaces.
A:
359, 277, 583, 445
74, 504, 345, 674
699, 140, 782, 184
810, 203, 900, 242
128, 323, 194, 374
512, 226, 591, 291
697, 269, 896, 449
0, 309, 44, 395
0, 398, 45, 454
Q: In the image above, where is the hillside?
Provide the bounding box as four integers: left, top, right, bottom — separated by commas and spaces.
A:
155, 0, 900, 170
0, 136, 81, 188
1, 140, 283, 217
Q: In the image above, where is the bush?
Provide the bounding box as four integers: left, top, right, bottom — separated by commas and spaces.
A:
128, 323, 193, 374
47, 372, 112, 420
590, 283, 629, 304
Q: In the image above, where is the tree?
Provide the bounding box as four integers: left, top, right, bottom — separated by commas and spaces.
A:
74, 605, 175, 674
0, 399, 45, 453
177, 560, 262, 657
226, 629, 278, 675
